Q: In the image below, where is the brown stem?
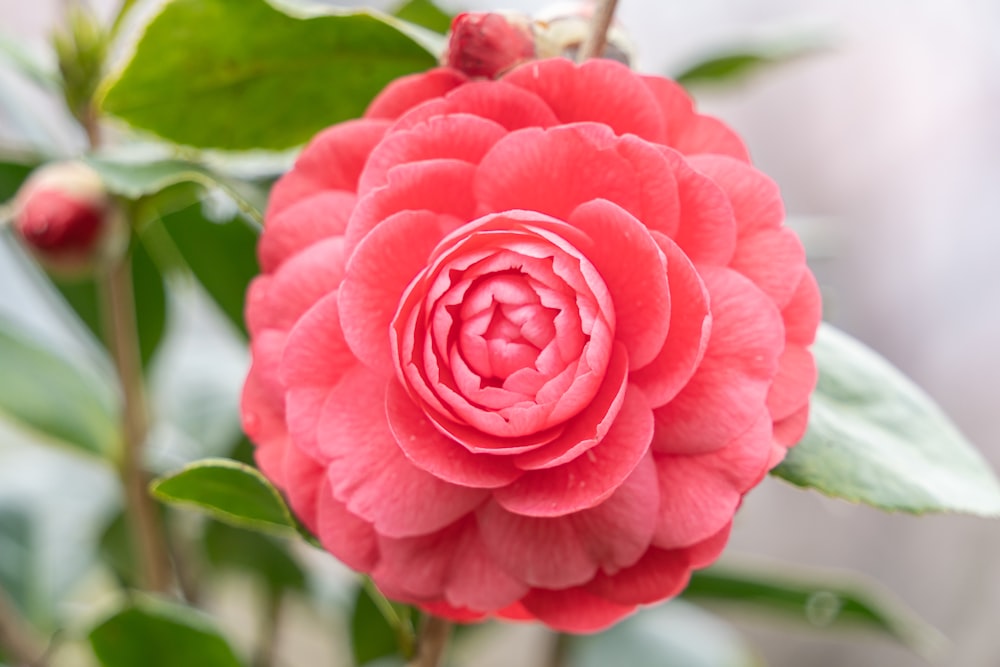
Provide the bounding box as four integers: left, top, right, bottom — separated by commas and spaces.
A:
100, 255, 173, 593
548, 632, 570, 667
81, 103, 102, 149
0, 587, 47, 667
406, 615, 452, 667
577, 0, 621, 61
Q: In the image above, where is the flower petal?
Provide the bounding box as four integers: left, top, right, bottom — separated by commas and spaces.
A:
520, 586, 635, 633
317, 365, 487, 538
364, 68, 468, 120
494, 382, 654, 517
259, 191, 356, 272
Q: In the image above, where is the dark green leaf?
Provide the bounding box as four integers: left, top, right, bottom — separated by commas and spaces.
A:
773, 324, 1000, 516
98, 510, 137, 588
0, 317, 119, 458
89, 597, 245, 667
394, 0, 452, 35
150, 458, 297, 536
352, 584, 407, 665
131, 236, 168, 367
204, 520, 305, 593
565, 600, 757, 667
684, 563, 943, 656
0, 160, 35, 202
159, 202, 259, 336
98, 0, 437, 150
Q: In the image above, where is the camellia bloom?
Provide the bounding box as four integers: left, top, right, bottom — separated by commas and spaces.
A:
242, 57, 821, 632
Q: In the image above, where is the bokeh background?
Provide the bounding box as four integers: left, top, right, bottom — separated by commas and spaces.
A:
1, 0, 998, 665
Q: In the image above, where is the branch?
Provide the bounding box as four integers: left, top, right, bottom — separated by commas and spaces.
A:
406, 615, 451, 667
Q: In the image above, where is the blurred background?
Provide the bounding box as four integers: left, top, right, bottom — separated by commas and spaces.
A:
1, 0, 998, 666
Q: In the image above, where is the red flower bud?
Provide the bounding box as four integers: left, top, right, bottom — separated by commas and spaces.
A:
445, 12, 536, 79
12, 161, 122, 277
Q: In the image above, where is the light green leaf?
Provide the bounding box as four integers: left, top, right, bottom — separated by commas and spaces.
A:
675, 39, 825, 88
393, 0, 453, 35
98, 0, 438, 151
150, 458, 297, 536
85, 155, 265, 223
566, 600, 758, 667
0, 317, 119, 458
0, 35, 60, 90
89, 597, 245, 667
684, 562, 944, 657
773, 324, 1000, 516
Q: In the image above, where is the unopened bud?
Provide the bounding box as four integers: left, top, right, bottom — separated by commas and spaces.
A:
444, 12, 537, 79
12, 161, 123, 277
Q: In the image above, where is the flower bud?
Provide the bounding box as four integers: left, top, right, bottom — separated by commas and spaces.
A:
12, 161, 123, 277
444, 12, 537, 79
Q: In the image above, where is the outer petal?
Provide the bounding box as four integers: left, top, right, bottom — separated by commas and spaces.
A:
266, 119, 390, 219
652, 267, 783, 455
585, 547, 690, 606
504, 58, 667, 142
478, 453, 657, 589
315, 476, 380, 572
687, 154, 784, 235
364, 68, 468, 120
391, 80, 560, 132
259, 191, 355, 272
520, 586, 635, 633
317, 365, 487, 538
766, 343, 817, 421
729, 227, 807, 309
651, 413, 771, 550
642, 76, 749, 161
475, 123, 643, 221
340, 210, 456, 374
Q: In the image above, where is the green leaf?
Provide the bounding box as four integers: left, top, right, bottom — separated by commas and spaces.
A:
85, 156, 265, 223
99, 0, 437, 150
566, 600, 758, 667
203, 520, 305, 593
393, 0, 453, 35
0, 317, 119, 458
675, 41, 823, 88
158, 201, 260, 336
683, 563, 943, 657
0, 159, 36, 203
0, 34, 60, 90
150, 458, 297, 536
773, 324, 1000, 516
89, 597, 245, 667
0, 507, 36, 620
352, 584, 406, 666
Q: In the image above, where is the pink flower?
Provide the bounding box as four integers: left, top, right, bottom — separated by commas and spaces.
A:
242, 58, 821, 632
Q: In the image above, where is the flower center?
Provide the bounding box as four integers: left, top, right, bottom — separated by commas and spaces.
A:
455, 272, 560, 386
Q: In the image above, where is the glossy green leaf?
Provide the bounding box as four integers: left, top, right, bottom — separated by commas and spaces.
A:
773, 324, 1000, 516
394, 0, 452, 34
98, 0, 437, 150
89, 597, 245, 667
158, 201, 260, 336
150, 458, 297, 535
566, 600, 758, 667
675, 41, 822, 88
86, 156, 265, 223
203, 520, 305, 593
684, 563, 943, 656
0, 318, 119, 458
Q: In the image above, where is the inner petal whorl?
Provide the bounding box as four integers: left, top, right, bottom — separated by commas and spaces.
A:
392, 212, 617, 446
